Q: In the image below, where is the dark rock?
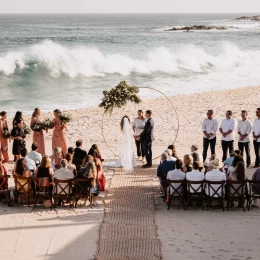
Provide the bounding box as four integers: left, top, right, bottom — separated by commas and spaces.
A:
235, 15, 260, 21
165, 25, 228, 32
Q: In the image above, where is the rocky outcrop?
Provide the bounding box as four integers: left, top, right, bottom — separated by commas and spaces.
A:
235, 15, 260, 21
166, 25, 227, 32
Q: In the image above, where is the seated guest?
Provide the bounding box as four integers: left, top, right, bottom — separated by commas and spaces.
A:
65, 153, 77, 176
28, 142, 42, 166
157, 153, 175, 195
34, 155, 54, 182
205, 158, 226, 197
167, 159, 185, 194
68, 147, 74, 156
168, 144, 178, 159
72, 140, 87, 168
0, 157, 8, 190
227, 155, 245, 177
21, 148, 36, 172
182, 154, 193, 173
51, 147, 62, 170
186, 161, 205, 192
191, 152, 204, 172
13, 158, 31, 177
164, 149, 176, 161
223, 152, 235, 168
190, 144, 203, 163
252, 168, 260, 207
88, 144, 103, 161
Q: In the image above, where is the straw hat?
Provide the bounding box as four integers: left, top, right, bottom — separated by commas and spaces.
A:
209, 158, 220, 169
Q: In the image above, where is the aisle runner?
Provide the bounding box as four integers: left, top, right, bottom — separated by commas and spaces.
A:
96, 170, 162, 260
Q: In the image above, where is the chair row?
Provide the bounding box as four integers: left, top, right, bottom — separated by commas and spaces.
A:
166, 179, 260, 212
0, 175, 94, 209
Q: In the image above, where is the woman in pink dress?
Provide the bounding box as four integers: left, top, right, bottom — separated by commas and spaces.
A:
52, 109, 67, 157
0, 111, 9, 163
30, 108, 46, 156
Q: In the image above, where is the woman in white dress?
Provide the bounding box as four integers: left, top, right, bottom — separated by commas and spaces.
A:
110, 116, 136, 171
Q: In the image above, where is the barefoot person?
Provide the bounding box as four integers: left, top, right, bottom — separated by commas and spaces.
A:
140, 110, 155, 168
133, 110, 146, 162
30, 108, 46, 156
252, 108, 260, 168
0, 111, 9, 163
52, 109, 67, 157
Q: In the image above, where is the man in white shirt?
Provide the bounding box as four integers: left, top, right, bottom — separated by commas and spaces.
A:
186, 161, 204, 192
205, 158, 226, 197
202, 110, 218, 162
237, 110, 252, 167
28, 142, 42, 166
190, 144, 203, 163
21, 148, 36, 172
252, 108, 260, 167
219, 110, 237, 162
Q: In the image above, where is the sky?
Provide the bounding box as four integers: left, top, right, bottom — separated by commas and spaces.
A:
0, 0, 260, 13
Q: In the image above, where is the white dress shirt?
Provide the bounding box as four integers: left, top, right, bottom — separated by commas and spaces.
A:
28, 150, 42, 165
220, 118, 237, 141
186, 170, 204, 192
167, 169, 185, 194
24, 156, 36, 171
205, 169, 226, 196
133, 118, 147, 136
237, 119, 252, 143
252, 118, 260, 142
202, 118, 218, 139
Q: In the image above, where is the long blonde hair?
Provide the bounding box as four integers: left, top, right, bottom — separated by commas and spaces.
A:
51, 147, 62, 159
40, 155, 51, 168
32, 108, 40, 119
183, 154, 193, 166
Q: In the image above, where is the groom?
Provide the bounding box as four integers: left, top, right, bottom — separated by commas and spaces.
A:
140, 110, 155, 168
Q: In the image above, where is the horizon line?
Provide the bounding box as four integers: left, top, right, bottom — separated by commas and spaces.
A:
0, 12, 259, 14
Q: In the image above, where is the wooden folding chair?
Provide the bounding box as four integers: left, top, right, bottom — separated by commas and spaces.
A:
186, 180, 205, 211
14, 175, 32, 207
166, 179, 186, 210
33, 177, 53, 210
0, 175, 11, 205
205, 180, 225, 211
53, 178, 73, 208
226, 180, 246, 212
246, 180, 260, 211
74, 178, 93, 208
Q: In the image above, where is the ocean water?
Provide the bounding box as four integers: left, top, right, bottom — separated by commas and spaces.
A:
0, 13, 260, 114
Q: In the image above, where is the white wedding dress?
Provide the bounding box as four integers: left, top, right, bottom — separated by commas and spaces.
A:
109, 117, 136, 171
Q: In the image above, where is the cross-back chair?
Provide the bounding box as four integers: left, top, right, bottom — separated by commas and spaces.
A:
74, 178, 93, 208
205, 180, 225, 211
0, 174, 11, 205
14, 175, 33, 206
166, 179, 186, 210
53, 178, 73, 208
246, 180, 260, 211
186, 180, 205, 211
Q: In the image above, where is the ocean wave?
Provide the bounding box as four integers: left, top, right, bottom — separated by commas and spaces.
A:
0, 40, 260, 78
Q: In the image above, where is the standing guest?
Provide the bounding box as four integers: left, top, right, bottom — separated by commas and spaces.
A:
186, 161, 205, 192
140, 110, 155, 168
68, 147, 74, 156
133, 110, 147, 162
219, 110, 237, 162
65, 153, 77, 176
190, 144, 203, 163
13, 158, 31, 177
30, 108, 46, 155
168, 144, 178, 159
28, 142, 42, 166
0, 111, 9, 163
182, 154, 193, 173
10, 119, 26, 161
72, 140, 87, 169
21, 148, 36, 172
35, 155, 54, 181
202, 110, 218, 162
237, 110, 252, 167
51, 147, 62, 170
164, 149, 176, 161
52, 109, 67, 157
252, 108, 260, 167
0, 157, 8, 190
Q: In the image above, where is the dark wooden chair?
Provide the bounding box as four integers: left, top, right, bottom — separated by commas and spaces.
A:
74, 178, 93, 208
205, 180, 225, 211
186, 180, 205, 211
0, 175, 11, 205
166, 179, 186, 210
13, 175, 33, 207
53, 178, 73, 208
32, 177, 53, 210
226, 180, 246, 212
246, 180, 260, 211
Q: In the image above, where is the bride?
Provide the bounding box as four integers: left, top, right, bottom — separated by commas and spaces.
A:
110, 115, 136, 171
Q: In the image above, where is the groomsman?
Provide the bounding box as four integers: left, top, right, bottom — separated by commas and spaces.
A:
219, 110, 236, 162
202, 110, 218, 162
237, 110, 252, 167
252, 108, 260, 167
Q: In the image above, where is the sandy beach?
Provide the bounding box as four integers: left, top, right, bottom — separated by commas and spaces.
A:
1, 85, 260, 259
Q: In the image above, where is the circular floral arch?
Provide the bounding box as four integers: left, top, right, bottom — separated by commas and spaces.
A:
100, 84, 179, 160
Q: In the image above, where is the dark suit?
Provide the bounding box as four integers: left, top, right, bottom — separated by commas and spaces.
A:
140, 117, 155, 165
157, 160, 176, 188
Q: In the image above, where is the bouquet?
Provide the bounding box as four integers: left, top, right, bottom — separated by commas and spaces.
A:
59, 113, 72, 124
32, 124, 42, 132
42, 119, 54, 129
23, 125, 32, 135
2, 129, 11, 139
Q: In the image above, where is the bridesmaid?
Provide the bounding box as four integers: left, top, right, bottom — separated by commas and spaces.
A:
0, 111, 9, 163
30, 108, 46, 156
52, 109, 67, 157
